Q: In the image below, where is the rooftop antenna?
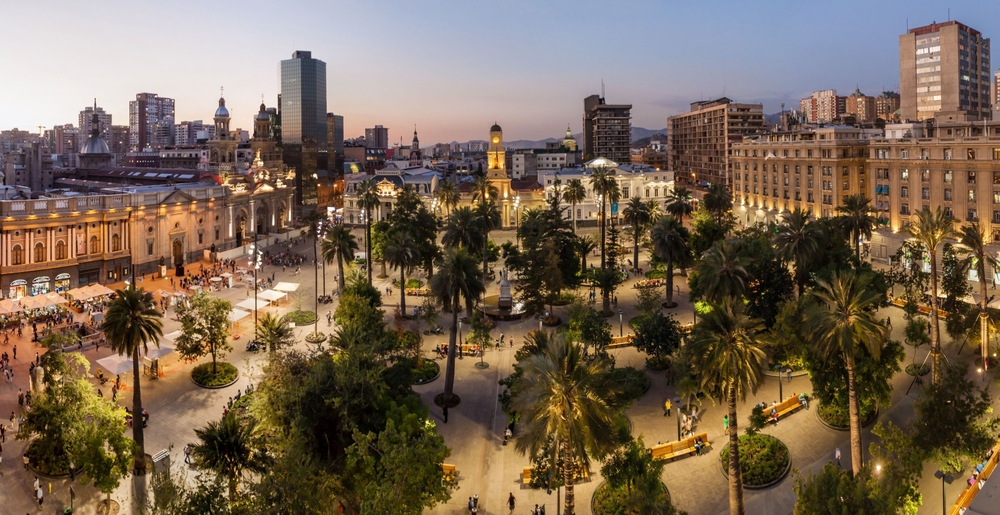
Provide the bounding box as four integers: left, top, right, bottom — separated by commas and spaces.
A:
947, 8, 950, 21
601, 79, 605, 99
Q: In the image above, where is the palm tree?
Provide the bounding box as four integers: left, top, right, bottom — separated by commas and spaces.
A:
356, 178, 381, 284
510, 333, 619, 515
475, 201, 502, 279
836, 194, 877, 260
703, 183, 732, 224
430, 248, 485, 406
589, 167, 620, 269
192, 413, 265, 501
384, 231, 418, 316
645, 199, 664, 223
806, 270, 886, 476
958, 221, 997, 373
471, 174, 498, 205
650, 216, 690, 307
435, 180, 460, 217
102, 284, 163, 474
578, 235, 598, 271
773, 208, 820, 298
908, 206, 955, 384
622, 197, 651, 271
697, 240, 750, 303
256, 312, 295, 354
666, 186, 693, 221
686, 298, 766, 515
563, 178, 587, 233
321, 224, 358, 292
442, 206, 482, 252
302, 209, 325, 335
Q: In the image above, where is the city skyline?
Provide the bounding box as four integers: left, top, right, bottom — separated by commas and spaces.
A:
3, 0, 998, 145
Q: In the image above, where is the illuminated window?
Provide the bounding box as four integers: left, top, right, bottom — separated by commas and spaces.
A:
34, 243, 45, 263
11, 245, 23, 265
90, 236, 100, 254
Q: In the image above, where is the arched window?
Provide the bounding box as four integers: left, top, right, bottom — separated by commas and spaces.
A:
11, 245, 24, 265
34, 243, 46, 263
56, 240, 67, 260
112, 234, 121, 252
90, 236, 100, 254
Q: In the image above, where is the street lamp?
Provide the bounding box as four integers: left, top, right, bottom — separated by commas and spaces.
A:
618, 308, 624, 337
513, 195, 521, 248
934, 470, 954, 515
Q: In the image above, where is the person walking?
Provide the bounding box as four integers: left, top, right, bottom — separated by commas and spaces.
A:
36, 485, 43, 506
507, 492, 516, 512
835, 446, 841, 467
184, 444, 192, 464
664, 399, 671, 417
723, 415, 729, 432
786, 367, 792, 383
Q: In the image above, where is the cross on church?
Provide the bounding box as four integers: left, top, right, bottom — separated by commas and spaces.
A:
220, 86, 224, 97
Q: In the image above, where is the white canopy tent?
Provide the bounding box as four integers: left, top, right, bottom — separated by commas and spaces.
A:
228, 309, 251, 324
258, 290, 287, 303
0, 298, 23, 315
273, 282, 300, 292
236, 298, 271, 312
97, 355, 134, 375
144, 344, 175, 360
45, 292, 69, 305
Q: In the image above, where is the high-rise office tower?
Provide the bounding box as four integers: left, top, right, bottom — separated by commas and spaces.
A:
583, 94, 632, 163
900, 21, 991, 121
668, 97, 764, 186
79, 100, 112, 146
128, 93, 175, 151
280, 51, 327, 150
365, 125, 388, 149
329, 114, 344, 155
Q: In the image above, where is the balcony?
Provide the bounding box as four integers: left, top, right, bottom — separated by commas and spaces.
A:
0, 195, 130, 217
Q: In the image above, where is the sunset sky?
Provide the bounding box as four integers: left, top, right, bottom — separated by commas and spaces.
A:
3, 0, 997, 145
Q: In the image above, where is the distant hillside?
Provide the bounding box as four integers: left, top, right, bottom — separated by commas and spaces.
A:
441, 127, 667, 151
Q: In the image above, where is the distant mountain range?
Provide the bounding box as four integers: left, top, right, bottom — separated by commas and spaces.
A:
438, 127, 668, 151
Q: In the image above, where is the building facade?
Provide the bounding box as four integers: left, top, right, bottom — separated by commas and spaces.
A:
79, 101, 112, 147
668, 97, 764, 186
900, 21, 992, 121
280, 51, 327, 150
129, 93, 175, 151
583, 95, 632, 163
799, 90, 846, 124
845, 88, 877, 123
876, 91, 902, 122
365, 125, 388, 150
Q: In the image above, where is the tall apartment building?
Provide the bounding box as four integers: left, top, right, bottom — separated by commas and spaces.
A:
667, 97, 764, 186
365, 125, 388, 149
79, 101, 112, 146
845, 88, 877, 123
52, 125, 80, 156
876, 91, 901, 122
583, 94, 632, 163
900, 21, 991, 121
129, 93, 175, 151
109, 125, 130, 159
731, 127, 871, 224
174, 120, 209, 146
799, 90, 846, 123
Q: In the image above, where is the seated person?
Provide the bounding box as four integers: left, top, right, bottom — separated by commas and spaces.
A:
798, 392, 809, 409
694, 436, 704, 455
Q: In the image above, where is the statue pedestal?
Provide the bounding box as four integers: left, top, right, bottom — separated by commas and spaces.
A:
498, 277, 512, 309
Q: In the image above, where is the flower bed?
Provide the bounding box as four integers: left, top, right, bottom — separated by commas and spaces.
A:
192, 362, 239, 388
719, 433, 790, 488
283, 310, 317, 325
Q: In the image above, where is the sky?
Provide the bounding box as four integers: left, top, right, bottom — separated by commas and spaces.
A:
3, 0, 998, 146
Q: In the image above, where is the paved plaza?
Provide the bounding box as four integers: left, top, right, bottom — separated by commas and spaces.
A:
0, 227, 996, 514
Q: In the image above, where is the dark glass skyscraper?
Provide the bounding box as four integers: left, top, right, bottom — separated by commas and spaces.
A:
281, 51, 327, 149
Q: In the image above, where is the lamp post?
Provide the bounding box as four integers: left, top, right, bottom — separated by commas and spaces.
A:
618, 308, 624, 337
674, 396, 682, 440
934, 470, 954, 515
513, 195, 521, 248
539, 313, 544, 332
249, 232, 261, 343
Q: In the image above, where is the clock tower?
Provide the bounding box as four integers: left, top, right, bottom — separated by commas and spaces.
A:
487, 122, 506, 180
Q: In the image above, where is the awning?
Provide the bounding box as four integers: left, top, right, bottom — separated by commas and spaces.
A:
258, 290, 287, 302
144, 344, 175, 360
236, 298, 271, 311
44, 292, 69, 305
273, 282, 300, 292
20, 295, 57, 310
210, 277, 223, 282
220, 272, 234, 278
97, 355, 134, 375
0, 298, 23, 315
228, 309, 251, 323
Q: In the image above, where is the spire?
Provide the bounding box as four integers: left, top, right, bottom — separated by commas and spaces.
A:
94, 98, 97, 110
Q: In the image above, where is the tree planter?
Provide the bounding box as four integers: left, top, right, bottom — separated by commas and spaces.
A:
718, 434, 791, 489
305, 332, 327, 344
433, 392, 461, 408
815, 402, 879, 431
542, 315, 562, 327
191, 362, 239, 389
474, 361, 490, 369
591, 480, 673, 515
411, 360, 440, 385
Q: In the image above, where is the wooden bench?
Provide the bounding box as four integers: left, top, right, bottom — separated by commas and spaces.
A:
441, 463, 457, 481
607, 335, 634, 349
460, 344, 482, 356
650, 432, 710, 461
771, 395, 807, 421
522, 462, 589, 485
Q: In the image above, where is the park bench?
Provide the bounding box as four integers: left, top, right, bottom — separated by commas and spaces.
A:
607, 335, 634, 349
522, 462, 589, 485
771, 395, 807, 421
441, 463, 457, 481
459, 344, 481, 356
650, 432, 710, 462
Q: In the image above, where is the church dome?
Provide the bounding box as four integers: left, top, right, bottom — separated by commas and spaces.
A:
257, 104, 270, 121
80, 133, 110, 154
490, 123, 502, 132
215, 97, 229, 118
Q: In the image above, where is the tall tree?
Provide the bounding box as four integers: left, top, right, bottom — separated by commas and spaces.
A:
434, 180, 460, 217
510, 333, 619, 515
321, 224, 358, 292
430, 248, 485, 406
665, 186, 693, 221
577, 235, 598, 272
622, 196, 652, 271
696, 240, 750, 303
102, 284, 163, 474
650, 216, 690, 307
836, 194, 877, 260
958, 221, 997, 372
384, 231, 418, 316
192, 413, 266, 502
806, 270, 886, 476
442, 206, 482, 252
687, 298, 766, 515
589, 167, 620, 269
174, 292, 233, 374
773, 208, 820, 298
474, 200, 502, 278
302, 209, 325, 333
703, 183, 732, 224
907, 206, 955, 384
356, 178, 381, 284
256, 312, 295, 354
563, 178, 587, 233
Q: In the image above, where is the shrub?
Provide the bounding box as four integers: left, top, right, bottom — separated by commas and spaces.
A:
400, 357, 439, 384
818, 401, 876, 429
283, 310, 317, 325
719, 433, 789, 487
606, 366, 650, 409
192, 362, 239, 387
905, 363, 930, 377
593, 481, 680, 515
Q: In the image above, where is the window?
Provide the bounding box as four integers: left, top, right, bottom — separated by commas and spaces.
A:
969, 189, 976, 201
922, 188, 930, 199
55, 241, 66, 260
843, 167, 849, 176
943, 206, 952, 218
808, 179, 814, 188
795, 165, 801, 174
622, 187, 629, 198
644, 188, 649, 198
11, 245, 23, 265
772, 176, 777, 185
968, 148, 976, 160
901, 149, 909, 159
901, 203, 910, 215
795, 150, 801, 157
968, 171, 977, 184
90, 236, 100, 254
843, 181, 849, 191
994, 210, 1000, 223
795, 192, 801, 201
809, 166, 814, 175
993, 148, 1000, 160
773, 188, 778, 197
198, 233, 203, 245
784, 177, 789, 186
34, 243, 45, 263
944, 148, 953, 160
783, 165, 789, 173
945, 189, 953, 201
901, 169, 909, 180
654, 187, 659, 197
901, 186, 909, 198
148, 242, 154, 256
921, 170, 930, 182
808, 192, 814, 202
215, 228, 220, 240
111, 234, 121, 252
944, 171, 953, 183
795, 178, 800, 187
968, 208, 978, 221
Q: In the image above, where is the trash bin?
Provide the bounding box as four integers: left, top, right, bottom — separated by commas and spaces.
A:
152, 450, 170, 475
